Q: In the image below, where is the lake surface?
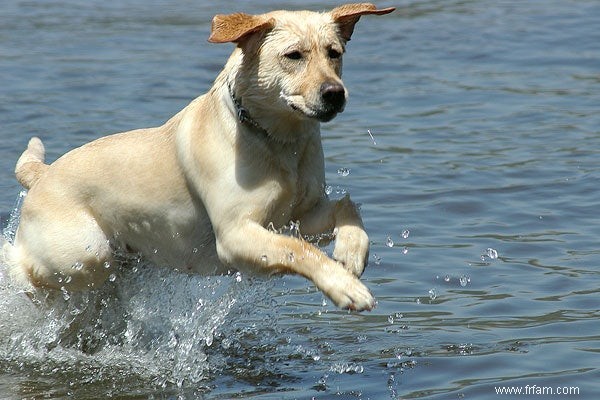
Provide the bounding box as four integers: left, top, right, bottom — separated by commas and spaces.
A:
1, 0, 599, 398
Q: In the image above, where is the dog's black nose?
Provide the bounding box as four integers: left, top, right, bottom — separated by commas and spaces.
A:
320, 82, 346, 111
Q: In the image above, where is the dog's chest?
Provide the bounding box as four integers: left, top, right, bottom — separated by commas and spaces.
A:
266, 144, 323, 223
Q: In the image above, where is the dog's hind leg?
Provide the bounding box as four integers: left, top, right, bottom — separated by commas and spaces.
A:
8, 205, 113, 291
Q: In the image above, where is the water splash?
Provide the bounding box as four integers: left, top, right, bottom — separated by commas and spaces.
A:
372, 253, 382, 265
0, 196, 274, 391
385, 236, 394, 248
330, 362, 364, 374
337, 167, 351, 177
483, 247, 499, 260
280, 220, 301, 238
324, 185, 347, 197
0, 265, 269, 389
459, 275, 471, 287
1, 190, 26, 244
428, 288, 438, 301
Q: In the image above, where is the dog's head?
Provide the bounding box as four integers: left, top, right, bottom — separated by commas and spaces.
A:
209, 3, 395, 126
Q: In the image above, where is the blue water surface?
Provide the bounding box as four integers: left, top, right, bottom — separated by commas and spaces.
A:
1, 1, 599, 399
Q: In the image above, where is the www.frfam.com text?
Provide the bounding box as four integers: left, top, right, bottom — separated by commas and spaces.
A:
495, 385, 580, 396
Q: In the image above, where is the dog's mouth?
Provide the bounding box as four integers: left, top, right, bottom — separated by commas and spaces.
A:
289, 103, 342, 122
283, 93, 346, 123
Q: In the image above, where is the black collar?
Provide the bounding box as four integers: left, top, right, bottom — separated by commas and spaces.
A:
228, 82, 270, 137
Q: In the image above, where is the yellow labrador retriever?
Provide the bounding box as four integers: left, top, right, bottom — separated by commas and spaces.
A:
4, 3, 394, 311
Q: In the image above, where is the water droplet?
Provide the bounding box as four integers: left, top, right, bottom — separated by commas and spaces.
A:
103, 261, 111, 269
401, 229, 410, 239
372, 253, 382, 265
108, 273, 117, 282
428, 288, 437, 300
402, 247, 409, 255
313, 354, 321, 361
205, 333, 214, 347
285, 221, 301, 238
444, 275, 451, 282
71, 262, 84, 271
415, 298, 421, 304
61, 287, 70, 301
235, 272, 242, 282
266, 222, 277, 233
334, 186, 347, 195
386, 236, 394, 247
388, 315, 394, 324
321, 298, 328, 307
367, 129, 377, 145
337, 167, 351, 177
459, 275, 470, 287
325, 185, 333, 195
318, 374, 328, 385
64, 276, 72, 284
192, 247, 198, 254
486, 248, 498, 259
260, 255, 268, 263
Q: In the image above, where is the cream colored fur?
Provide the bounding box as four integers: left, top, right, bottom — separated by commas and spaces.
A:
5, 4, 394, 311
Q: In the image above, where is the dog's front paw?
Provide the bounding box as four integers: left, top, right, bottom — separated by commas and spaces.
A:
315, 262, 375, 311
332, 225, 369, 277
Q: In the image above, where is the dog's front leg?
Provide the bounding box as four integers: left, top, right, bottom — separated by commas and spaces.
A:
215, 222, 374, 311
299, 194, 369, 277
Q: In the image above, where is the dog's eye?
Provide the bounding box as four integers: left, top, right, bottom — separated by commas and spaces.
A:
284, 51, 303, 60
328, 48, 342, 59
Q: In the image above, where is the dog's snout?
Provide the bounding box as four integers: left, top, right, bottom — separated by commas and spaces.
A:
320, 82, 346, 110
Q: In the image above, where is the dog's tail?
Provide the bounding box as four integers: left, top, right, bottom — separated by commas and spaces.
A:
15, 137, 48, 189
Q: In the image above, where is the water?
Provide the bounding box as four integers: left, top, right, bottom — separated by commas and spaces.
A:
1, 0, 599, 398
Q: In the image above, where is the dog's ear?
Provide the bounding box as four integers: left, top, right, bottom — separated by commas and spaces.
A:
208, 13, 275, 44
331, 3, 395, 42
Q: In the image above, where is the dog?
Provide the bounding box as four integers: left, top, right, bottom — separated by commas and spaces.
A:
3, 3, 394, 311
